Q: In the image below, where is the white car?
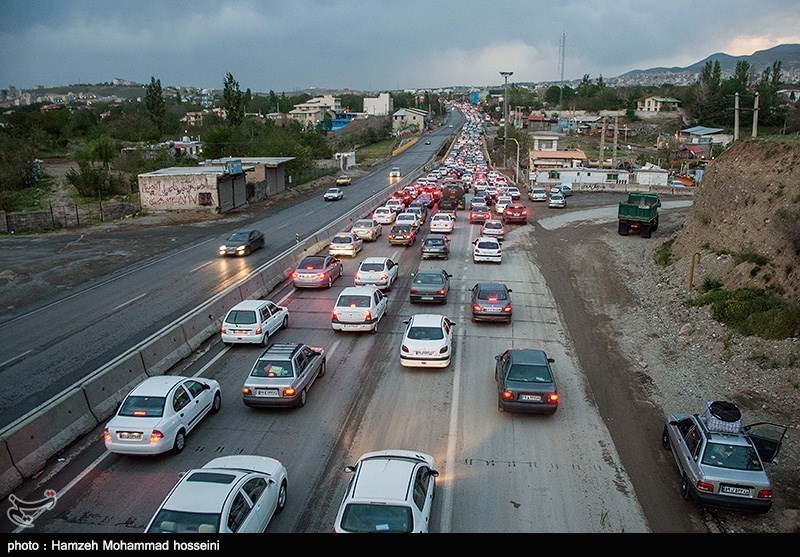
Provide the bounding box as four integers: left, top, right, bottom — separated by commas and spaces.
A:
221, 299, 289, 346
507, 186, 521, 200
385, 199, 405, 214
429, 213, 455, 233
328, 232, 363, 257
350, 219, 382, 242
557, 182, 573, 196
473, 236, 502, 264
395, 212, 421, 232
333, 449, 439, 533
332, 286, 388, 334
494, 196, 513, 216
324, 187, 343, 201
145, 455, 287, 533
400, 313, 455, 368
354, 257, 399, 290
104, 376, 221, 455
372, 207, 396, 225
549, 193, 567, 208
529, 187, 548, 202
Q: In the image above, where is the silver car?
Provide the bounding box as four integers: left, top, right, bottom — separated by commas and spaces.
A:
350, 219, 382, 242
354, 257, 399, 290
291, 255, 343, 289
661, 401, 786, 514
242, 343, 326, 408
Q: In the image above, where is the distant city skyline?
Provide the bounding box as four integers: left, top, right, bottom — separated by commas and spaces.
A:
2, 0, 800, 92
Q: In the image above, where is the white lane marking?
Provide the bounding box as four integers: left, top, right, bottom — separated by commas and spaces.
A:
326, 339, 340, 360
440, 328, 464, 533
190, 260, 215, 273
13, 450, 111, 533
112, 293, 147, 312
0, 350, 32, 368
192, 346, 230, 378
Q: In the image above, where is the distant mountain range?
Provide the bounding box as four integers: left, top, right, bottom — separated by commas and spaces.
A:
607, 43, 800, 86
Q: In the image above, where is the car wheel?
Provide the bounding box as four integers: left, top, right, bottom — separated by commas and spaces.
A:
211, 392, 222, 414
680, 475, 691, 500
172, 430, 186, 454
281, 315, 288, 330
661, 426, 671, 450
296, 389, 307, 408
497, 401, 505, 413
276, 480, 287, 514
327, 276, 333, 288
318, 358, 326, 378
371, 318, 379, 334
262, 331, 269, 346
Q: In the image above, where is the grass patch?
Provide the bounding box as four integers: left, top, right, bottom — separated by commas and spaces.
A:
0, 178, 55, 212
685, 287, 800, 339
654, 238, 674, 266
356, 138, 395, 165
701, 278, 724, 292
735, 251, 769, 266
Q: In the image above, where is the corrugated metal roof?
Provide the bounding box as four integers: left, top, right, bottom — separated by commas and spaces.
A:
209, 156, 295, 166
139, 166, 226, 177
531, 150, 587, 158
681, 126, 724, 135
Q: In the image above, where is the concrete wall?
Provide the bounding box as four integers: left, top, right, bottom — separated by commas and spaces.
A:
138, 173, 219, 212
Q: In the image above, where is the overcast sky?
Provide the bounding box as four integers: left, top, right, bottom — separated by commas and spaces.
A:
2, 0, 799, 93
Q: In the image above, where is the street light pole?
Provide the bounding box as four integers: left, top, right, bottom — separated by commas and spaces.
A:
507, 138, 520, 184
499, 71, 513, 169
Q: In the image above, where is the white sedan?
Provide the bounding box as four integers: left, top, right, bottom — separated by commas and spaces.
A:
324, 187, 344, 201
400, 314, 455, 368
372, 207, 396, 225
104, 376, 221, 455
328, 232, 363, 257
145, 455, 287, 533
429, 213, 455, 233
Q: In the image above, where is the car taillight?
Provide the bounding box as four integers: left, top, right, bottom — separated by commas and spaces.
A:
355, 273, 362, 280
437, 289, 446, 295
103, 428, 111, 441
488, 296, 498, 302
696, 481, 714, 493
255, 326, 263, 334
439, 346, 448, 354
401, 345, 409, 353
503, 305, 512, 313
242, 387, 252, 395
380, 274, 388, 280
547, 393, 559, 403
220, 326, 227, 333
364, 310, 372, 321
522, 210, 528, 215
291, 271, 298, 279
473, 304, 483, 312
410, 289, 419, 295
501, 391, 514, 401
757, 489, 773, 500
316, 273, 325, 279
332, 310, 338, 320
150, 430, 164, 444
283, 387, 296, 397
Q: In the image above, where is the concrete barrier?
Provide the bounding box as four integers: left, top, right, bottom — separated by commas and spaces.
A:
4, 389, 98, 479
238, 272, 267, 301
181, 306, 223, 351
81, 352, 149, 422
140, 325, 192, 377
0, 438, 22, 500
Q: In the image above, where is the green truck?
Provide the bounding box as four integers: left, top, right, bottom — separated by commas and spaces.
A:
617, 193, 661, 238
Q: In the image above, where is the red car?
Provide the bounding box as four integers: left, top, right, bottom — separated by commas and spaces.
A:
502, 203, 528, 224
470, 206, 491, 224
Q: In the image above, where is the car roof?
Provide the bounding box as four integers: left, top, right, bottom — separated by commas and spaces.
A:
228, 300, 268, 312
475, 282, 509, 291
161, 468, 248, 513
340, 286, 379, 296
476, 236, 500, 244
506, 348, 550, 365
351, 457, 417, 502
362, 256, 390, 264
409, 314, 447, 327
258, 343, 303, 360
131, 375, 187, 397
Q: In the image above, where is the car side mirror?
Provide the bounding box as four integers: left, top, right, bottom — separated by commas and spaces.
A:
507, 289, 513, 293
344, 465, 356, 474
547, 357, 555, 363
494, 355, 501, 361
201, 383, 211, 390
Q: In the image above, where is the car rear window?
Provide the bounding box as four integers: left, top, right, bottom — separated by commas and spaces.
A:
332, 235, 353, 244
299, 257, 325, 270
484, 222, 502, 229
119, 395, 166, 418
251, 359, 294, 378
414, 274, 443, 285
354, 221, 372, 228
507, 364, 553, 383
225, 309, 257, 325
425, 238, 445, 246
477, 240, 498, 249
337, 295, 371, 308
407, 326, 444, 341
146, 509, 221, 534
392, 226, 410, 233
477, 288, 508, 300
360, 262, 385, 272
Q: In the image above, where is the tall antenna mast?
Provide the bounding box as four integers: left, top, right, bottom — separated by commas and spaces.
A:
558, 33, 566, 107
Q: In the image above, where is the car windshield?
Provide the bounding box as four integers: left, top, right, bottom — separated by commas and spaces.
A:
118, 395, 166, 418
477, 288, 508, 301
701, 442, 763, 471
226, 232, 249, 243
340, 503, 412, 533
407, 326, 444, 341
414, 273, 444, 285
507, 363, 553, 383
299, 257, 325, 270
337, 295, 371, 308
225, 309, 257, 325
146, 509, 221, 534
251, 359, 294, 378
360, 263, 385, 272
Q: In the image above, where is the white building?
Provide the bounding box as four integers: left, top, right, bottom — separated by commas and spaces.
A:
633, 163, 669, 186
363, 92, 393, 116
532, 166, 630, 186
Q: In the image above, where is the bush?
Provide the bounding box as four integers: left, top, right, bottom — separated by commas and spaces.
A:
653, 238, 674, 266
701, 278, 724, 292
687, 287, 800, 339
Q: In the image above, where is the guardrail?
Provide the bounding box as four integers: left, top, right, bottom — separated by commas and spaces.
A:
0, 162, 434, 500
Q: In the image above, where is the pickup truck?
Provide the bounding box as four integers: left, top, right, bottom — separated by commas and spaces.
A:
617, 192, 661, 238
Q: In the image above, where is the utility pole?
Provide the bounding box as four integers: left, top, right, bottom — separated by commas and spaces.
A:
558, 33, 566, 108
752, 92, 759, 138
500, 71, 514, 169
734, 92, 740, 142
599, 117, 607, 167
612, 115, 619, 170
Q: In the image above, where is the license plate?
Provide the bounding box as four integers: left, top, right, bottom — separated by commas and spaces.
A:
233, 329, 249, 334
421, 296, 434, 300
117, 432, 142, 440
520, 394, 542, 402
418, 351, 435, 356
721, 486, 750, 496
256, 389, 279, 397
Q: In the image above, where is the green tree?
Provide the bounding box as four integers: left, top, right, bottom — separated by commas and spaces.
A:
223, 72, 245, 126
0, 130, 39, 196
145, 76, 166, 132
175, 90, 182, 104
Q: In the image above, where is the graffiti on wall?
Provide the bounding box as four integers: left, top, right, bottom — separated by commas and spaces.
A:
140, 176, 214, 208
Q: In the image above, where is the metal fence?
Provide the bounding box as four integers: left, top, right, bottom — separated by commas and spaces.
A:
1, 200, 141, 233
